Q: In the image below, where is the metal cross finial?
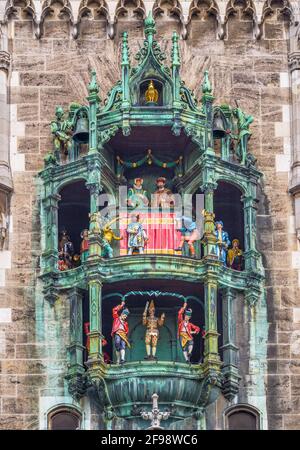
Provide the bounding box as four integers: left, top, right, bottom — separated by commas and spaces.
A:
140, 393, 170, 430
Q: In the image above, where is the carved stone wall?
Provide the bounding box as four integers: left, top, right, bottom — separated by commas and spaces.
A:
0, 0, 300, 429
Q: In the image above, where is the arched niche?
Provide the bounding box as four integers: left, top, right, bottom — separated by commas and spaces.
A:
101, 279, 207, 364
224, 403, 261, 430
58, 180, 90, 256
47, 406, 82, 430
226, 0, 255, 41
214, 180, 244, 257
42, 0, 71, 39
187, 0, 218, 41
78, 0, 108, 39
139, 78, 164, 106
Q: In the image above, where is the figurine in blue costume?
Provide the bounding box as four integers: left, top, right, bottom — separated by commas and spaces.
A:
214, 220, 230, 264
175, 216, 200, 258
127, 213, 148, 255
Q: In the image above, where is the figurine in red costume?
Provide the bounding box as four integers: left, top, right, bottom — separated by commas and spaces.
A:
111, 301, 130, 364
84, 322, 110, 363
178, 302, 205, 363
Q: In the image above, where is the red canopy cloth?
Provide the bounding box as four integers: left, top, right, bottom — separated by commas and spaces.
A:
119, 211, 182, 255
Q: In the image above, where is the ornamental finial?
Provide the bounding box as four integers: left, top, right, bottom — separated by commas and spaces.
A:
171, 31, 180, 67
88, 69, 99, 95
122, 31, 130, 67
202, 70, 212, 94
144, 11, 156, 38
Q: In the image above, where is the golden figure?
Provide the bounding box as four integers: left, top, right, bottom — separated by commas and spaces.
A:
143, 300, 165, 360
145, 80, 159, 104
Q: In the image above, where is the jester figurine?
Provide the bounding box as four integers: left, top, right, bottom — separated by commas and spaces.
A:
227, 238, 243, 271
214, 220, 231, 265
142, 300, 165, 360
111, 301, 130, 364
175, 216, 200, 258
99, 215, 123, 258
80, 229, 89, 263
178, 302, 204, 363
127, 213, 148, 255
127, 178, 149, 209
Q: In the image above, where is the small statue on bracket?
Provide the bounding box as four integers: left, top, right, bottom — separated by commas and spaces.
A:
232, 103, 254, 165
142, 300, 165, 360
227, 238, 243, 271
214, 220, 230, 265
127, 213, 148, 255
111, 301, 130, 365
178, 302, 204, 363
175, 216, 200, 258
80, 229, 89, 263
50, 106, 73, 161
127, 178, 149, 209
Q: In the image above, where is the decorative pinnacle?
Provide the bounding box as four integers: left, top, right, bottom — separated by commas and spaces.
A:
88, 69, 99, 95
121, 31, 130, 67
202, 70, 212, 94
144, 11, 156, 38
171, 31, 180, 67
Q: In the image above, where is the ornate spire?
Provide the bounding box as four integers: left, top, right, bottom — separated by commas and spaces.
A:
88, 69, 99, 95
121, 32, 130, 67
202, 70, 212, 95
144, 11, 156, 40
171, 31, 180, 68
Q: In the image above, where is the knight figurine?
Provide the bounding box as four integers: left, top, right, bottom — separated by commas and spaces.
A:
50, 106, 73, 161
127, 213, 148, 255
111, 301, 130, 365
142, 300, 165, 360
232, 106, 253, 165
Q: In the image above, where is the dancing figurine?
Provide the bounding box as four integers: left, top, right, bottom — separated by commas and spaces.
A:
214, 220, 230, 265
142, 300, 165, 360
175, 216, 200, 258
111, 301, 130, 364
127, 213, 148, 255
227, 238, 243, 271
178, 302, 204, 363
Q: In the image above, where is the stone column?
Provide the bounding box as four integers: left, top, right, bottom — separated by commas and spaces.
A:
68, 288, 85, 374
203, 267, 221, 376
201, 182, 218, 259
220, 287, 240, 400
242, 190, 260, 272
88, 275, 103, 363
289, 51, 300, 239
0, 46, 12, 193
42, 192, 60, 272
